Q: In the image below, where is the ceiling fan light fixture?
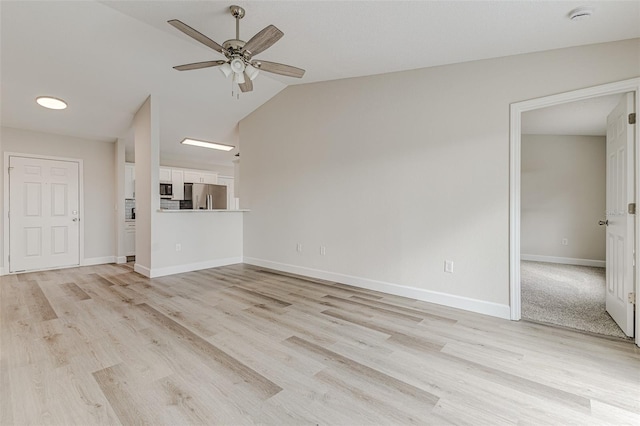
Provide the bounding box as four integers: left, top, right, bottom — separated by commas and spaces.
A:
36, 96, 67, 110
230, 57, 245, 74
168, 6, 305, 95
180, 138, 235, 151
219, 62, 232, 77
245, 64, 259, 80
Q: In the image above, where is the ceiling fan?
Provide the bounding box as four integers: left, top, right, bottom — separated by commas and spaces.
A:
168, 5, 305, 93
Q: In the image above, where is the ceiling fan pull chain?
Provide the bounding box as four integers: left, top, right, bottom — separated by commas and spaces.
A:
231, 78, 240, 100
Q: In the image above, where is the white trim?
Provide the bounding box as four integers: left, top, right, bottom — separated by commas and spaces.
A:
509, 77, 640, 347
3, 152, 84, 275
521, 254, 605, 268
82, 256, 116, 266
134, 263, 151, 277
136, 256, 243, 278
0, 267, 5, 276
116, 256, 127, 264
244, 257, 511, 319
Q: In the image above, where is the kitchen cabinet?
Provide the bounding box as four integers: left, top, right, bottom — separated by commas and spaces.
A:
171, 169, 184, 200
124, 163, 135, 199
201, 172, 217, 184
183, 170, 217, 184
125, 222, 135, 256
159, 167, 172, 183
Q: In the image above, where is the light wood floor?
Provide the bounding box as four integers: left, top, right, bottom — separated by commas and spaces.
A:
1, 263, 639, 425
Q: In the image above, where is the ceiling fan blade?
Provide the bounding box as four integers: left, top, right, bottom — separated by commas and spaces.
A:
173, 60, 226, 71
168, 19, 224, 54
242, 25, 283, 56
238, 73, 253, 92
253, 60, 305, 78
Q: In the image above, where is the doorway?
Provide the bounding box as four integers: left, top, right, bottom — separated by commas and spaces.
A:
509, 78, 640, 346
7, 154, 82, 273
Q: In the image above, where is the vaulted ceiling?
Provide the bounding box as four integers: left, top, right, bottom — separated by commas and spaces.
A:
2, 1, 639, 167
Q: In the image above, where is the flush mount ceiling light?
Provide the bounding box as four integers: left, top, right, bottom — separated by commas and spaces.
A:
568, 6, 594, 21
36, 96, 67, 110
180, 138, 235, 151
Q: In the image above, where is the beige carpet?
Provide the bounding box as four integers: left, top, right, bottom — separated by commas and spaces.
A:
521, 261, 628, 339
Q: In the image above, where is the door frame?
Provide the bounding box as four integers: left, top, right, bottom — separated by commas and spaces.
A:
3, 152, 85, 274
510, 78, 640, 346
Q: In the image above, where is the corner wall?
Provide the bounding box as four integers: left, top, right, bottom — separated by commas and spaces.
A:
239, 38, 640, 317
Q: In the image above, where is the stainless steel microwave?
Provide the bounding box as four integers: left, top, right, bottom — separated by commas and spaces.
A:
160, 183, 173, 198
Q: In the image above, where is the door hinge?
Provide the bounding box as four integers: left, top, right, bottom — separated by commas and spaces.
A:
630, 113, 636, 125
629, 292, 636, 304
629, 203, 636, 214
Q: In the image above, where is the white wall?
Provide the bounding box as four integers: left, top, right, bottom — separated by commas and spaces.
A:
133, 96, 159, 275
1, 127, 116, 270
521, 135, 606, 263
151, 212, 243, 277
239, 38, 640, 317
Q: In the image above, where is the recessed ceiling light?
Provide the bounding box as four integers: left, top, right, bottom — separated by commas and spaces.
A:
180, 138, 234, 151
36, 96, 68, 110
568, 6, 594, 21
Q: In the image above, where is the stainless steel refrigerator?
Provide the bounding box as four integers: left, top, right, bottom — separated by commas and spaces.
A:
184, 183, 227, 209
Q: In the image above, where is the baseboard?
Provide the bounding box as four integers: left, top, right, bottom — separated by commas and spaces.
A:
116, 256, 127, 264
142, 256, 243, 278
134, 263, 151, 277
83, 256, 116, 266
243, 257, 511, 320
521, 254, 605, 268
1, 256, 116, 272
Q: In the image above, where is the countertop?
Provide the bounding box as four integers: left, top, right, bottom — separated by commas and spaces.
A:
157, 209, 250, 213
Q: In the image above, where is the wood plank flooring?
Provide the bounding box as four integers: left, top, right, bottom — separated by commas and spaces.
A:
1, 263, 639, 425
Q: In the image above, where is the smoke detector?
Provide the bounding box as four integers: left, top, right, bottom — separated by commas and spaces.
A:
568, 7, 594, 21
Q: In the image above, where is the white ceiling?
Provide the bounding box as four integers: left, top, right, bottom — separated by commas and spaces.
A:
2, 1, 639, 167
522, 93, 624, 136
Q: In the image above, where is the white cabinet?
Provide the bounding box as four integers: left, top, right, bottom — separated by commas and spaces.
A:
183, 170, 200, 184
125, 222, 135, 256
159, 167, 172, 183
171, 169, 184, 201
124, 163, 135, 199
201, 172, 217, 184
184, 170, 218, 184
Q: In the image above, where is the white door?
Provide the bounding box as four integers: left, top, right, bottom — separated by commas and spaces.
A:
9, 156, 80, 272
605, 93, 635, 337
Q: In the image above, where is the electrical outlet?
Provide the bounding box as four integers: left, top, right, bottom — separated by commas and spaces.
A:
296, 243, 303, 253
561, 238, 568, 246
175, 243, 181, 251
444, 260, 454, 273
320, 246, 326, 255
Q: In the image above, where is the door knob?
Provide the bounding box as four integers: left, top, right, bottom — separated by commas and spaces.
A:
72, 218, 79, 222
598, 220, 608, 226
